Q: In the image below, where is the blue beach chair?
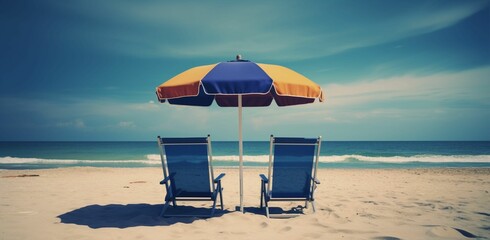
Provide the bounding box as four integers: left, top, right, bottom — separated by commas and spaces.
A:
260, 135, 322, 218
157, 135, 225, 217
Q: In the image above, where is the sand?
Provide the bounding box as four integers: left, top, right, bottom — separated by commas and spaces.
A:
1, 167, 489, 240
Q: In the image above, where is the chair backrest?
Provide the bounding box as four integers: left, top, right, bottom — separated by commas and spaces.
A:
268, 136, 321, 199
158, 136, 214, 197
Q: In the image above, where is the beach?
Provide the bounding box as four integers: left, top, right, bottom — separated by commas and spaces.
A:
1, 167, 489, 239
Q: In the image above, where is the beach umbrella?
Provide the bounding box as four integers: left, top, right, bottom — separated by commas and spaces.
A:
156, 55, 324, 212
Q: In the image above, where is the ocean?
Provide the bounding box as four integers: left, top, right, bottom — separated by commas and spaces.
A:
1, 141, 489, 169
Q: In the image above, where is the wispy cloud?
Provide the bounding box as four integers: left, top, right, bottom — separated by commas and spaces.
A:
56, 119, 86, 128
324, 66, 490, 109
117, 121, 135, 128
46, 0, 488, 60
308, 66, 490, 126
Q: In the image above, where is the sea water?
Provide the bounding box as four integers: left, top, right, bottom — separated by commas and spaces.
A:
0, 141, 489, 169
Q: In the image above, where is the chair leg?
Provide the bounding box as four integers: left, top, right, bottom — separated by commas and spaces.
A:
219, 183, 224, 210
260, 182, 264, 208
265, 200, 270, 218
164, 183, 177, 207
210, 197, 218, 217
161, 184, 174, 217
160, 200, 171, 217
209, 182, 224, 216
311, 201, 316, 213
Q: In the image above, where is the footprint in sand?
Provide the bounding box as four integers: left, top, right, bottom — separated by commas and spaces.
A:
320, 207, 334, 213
362, 200, 379, 205
371, 237, 401, 240
280, 226, 292, 232
427, 226, 478, 238
414, 202, 435, 209
310, 218, 330, 229
304, 232, 322, 238
475, 211, 490, 217
260, 222, 268, 228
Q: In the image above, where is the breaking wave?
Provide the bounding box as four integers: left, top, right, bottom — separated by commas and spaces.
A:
1, 154, 489, 168
208, 154, 490, 163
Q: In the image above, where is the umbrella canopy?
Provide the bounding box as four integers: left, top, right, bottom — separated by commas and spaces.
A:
156, 56, 324, 212
156, 57, 324, 106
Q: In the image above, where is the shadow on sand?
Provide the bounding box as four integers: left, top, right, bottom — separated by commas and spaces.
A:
241, 205, 308, 218
58, 204, 231, 229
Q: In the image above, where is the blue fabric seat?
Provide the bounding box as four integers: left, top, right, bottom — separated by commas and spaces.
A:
260, 136, 321, 218
157, 135, 225, 217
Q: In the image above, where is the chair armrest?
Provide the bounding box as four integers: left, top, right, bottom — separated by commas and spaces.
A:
260, 174, 269, 183
313, 177, 320, 184
214, 173, 225, 183
160, 175, 171, 185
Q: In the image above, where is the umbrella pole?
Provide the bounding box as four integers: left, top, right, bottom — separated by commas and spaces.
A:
238, 95, 244, 213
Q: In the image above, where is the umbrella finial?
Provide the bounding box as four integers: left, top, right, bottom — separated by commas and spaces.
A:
236, 54, 242, 61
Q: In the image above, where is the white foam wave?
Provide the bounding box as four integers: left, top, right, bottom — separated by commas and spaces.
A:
212, 154, 490, 163
145, 154, 161, 161
329, 155, 490, 163
0, 156, 162, 165
1, 154, 489, 166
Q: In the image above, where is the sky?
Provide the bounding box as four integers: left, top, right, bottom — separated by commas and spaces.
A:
1, 0, 489, 141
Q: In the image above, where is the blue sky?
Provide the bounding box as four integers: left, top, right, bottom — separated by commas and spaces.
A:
1, 0, 489, 141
